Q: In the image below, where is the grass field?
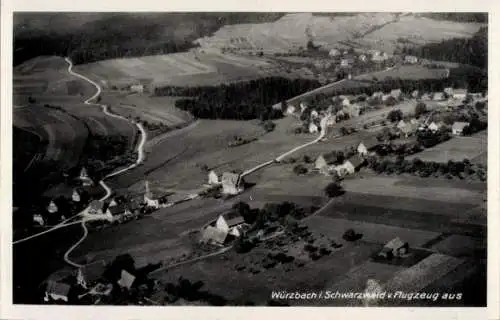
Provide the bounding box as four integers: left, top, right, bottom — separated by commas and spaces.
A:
354, 65, 449, 81
406, 134, 487, 163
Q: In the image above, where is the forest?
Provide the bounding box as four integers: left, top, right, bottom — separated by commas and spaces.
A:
421, 13, 488, 23
13, 13, 284, 66
155, 77, 322, 120
402, 27, 487, 69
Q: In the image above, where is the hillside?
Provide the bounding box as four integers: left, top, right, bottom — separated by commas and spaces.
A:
13, 12, 285, 66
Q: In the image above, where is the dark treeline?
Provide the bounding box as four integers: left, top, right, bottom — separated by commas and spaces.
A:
14, 13, 285, 66
156, 77, 322, 120
402, 27, 487, 69
421, 13, 488, 23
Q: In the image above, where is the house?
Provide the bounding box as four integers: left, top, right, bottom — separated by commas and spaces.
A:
315, 155, 328, 171
371, 55, 386, 63
117, 269, 136, 290
359, 54, 367, 62
444, 87, 454, 96
372, 91, 384, 99
33, 214, 45, 226
79, 167, 93, 186
428, 122, 441, 132
88, 200, 104, 215
381, 94, 392, 102
299, 102, 308, 113
390, 89, 402, 100
410, 118, 420, 125
130, 84, 144, 93
215, 215, 245, 236
200, 225, 228, 246
378, 237, 409, 259
77, 260, 107, 289
71, 189, 81, 202
286, 105, 296, 114
47, 200, 58, 214
108, 198, 118, 207
411, 90, 420, 99
453, 89, 468, 101
328, 48, 340, 57
404, 55, 418, 64
421, 93, 431, 101
433, 92, 445, 101
452, 121, 469, 135
310, 109, 319, 119
208, 170, 220, 185
396, 120, 407, 131
367, 49, 381, 57
106, 204, 129, 222
341, 155, 366, 175
357, 138, 380, 156
221, 172, 245, 195
342, 98, 350, 107
44, 280, 71, 303
309, 122, 319, 134
340, 59, 350, 67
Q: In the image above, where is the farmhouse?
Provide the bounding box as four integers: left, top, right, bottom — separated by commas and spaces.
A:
201, 226, 229, 246
144, 191, 170, 209
286, 105, 296, 114
77, 260, 107, 289
372, 55, 385, 63
433, 92, 445, 101
88, 200, 104, 215
329, 48, 340, 57
411, 90, 420, 98
378, 237, 409, 259
372, 91, 384, 99
300, 102, 308, 113
310, 109, 319, 119
44, 280, 71, 303
33, 214, 45, 226
117, 269, 136, 290
390, 89, 402, 100
381, 94, 392, 102
340, 59, 351, 67
47, 200, 58, 214
130, 84, 144, 93
453, 89, 468, 101
444, 87, 454, 96
71, 189, 81, 202
315, 153, 337, 175
421, 93, 431, 101
309, 122, 319, 134
452, 121, 469, 135
428, 122, 442, 132
106, 204, 130, 222
404, 55, 419, 64
336, 155, 365, 176
108, 198, 118, 207
342, 97, 351, 107
221, 172, 245, 195
215, 214, 245, 236
208, 170, 220, 185
79, 167, 93, 186
359, 54, 367, 62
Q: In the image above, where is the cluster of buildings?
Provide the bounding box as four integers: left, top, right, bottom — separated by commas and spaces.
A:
44, 259, 140, 304
327, 48, 392, 66
200, 214, 248, 246
206, 170, 246, 196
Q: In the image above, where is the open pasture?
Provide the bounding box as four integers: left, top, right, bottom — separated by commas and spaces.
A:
406, 134, 486, 163
430, 235, 486, 258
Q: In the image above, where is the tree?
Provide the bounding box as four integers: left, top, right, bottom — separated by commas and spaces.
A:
303, 155, 312, 164
342, 228, 361, 241
387, 109, 403, 122
415, 102, 427, 117
324, 181, 344, 198
293, 164, 308, 175
28, 96, 36, 103
232, 201, 254, 224
261, 120, 276, 132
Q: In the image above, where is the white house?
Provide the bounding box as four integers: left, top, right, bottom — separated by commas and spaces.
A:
444, 87, 454, 96
71, 189, 81, 202
117, 270, 136, 290
144, 192, 160, 209
378, 237, 409, 259
310, 109, 319, 118
221, 172, 244, 195
328, 48, 340, 57
397, 120, 407, 131
130, 84, 144, 93
433, 92, 445, 101
208, 170, 220, 185
315, 155, 328, 171
359, 54, 367, 62
309, 122, 319, 134
108, 198, 118, 207
452, 121, 469, 135
453, 89, 468, 101
47, 200, 58, 214
411, 90, 420, 99
299, 102, 308, 113
201, 226, 228, 245
390, 89, 402, 100
33, 214, 45, 226
357, 143, 368, 156
215, 215, 245, 235
404, 55, 418, 64
340, 59, 350, 67
428, 122, 441, 132
372, 91, 384, 99
342, 98, 350, 107
79, 167, 93, 186
286, 105, 296, 115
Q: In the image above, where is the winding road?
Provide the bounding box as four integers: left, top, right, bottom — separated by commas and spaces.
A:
13, 58, 148, 269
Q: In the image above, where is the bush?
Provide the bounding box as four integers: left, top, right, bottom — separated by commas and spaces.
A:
415, 102, 427, 117
342, 228, 362, 242
324, 182, 344, 198
293, 164, 308, 175
387, 109, 403, 122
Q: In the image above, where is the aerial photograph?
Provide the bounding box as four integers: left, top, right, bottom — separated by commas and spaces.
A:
12, 12, 487, 306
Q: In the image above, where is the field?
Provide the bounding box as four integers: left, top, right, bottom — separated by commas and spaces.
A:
406, 133, 487, 163
13, 106, 89, 166
355, 65, 449, 81
75, 51, 280, 88
101, 93, 193, 130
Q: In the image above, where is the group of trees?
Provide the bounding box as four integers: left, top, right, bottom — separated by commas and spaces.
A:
366, 155, 486, 180
14, 13, 284, 66
164, 277, 228, 306
463, 118, 488, 136
324, 181, 345, 198
159, 78, 321, 120
386, 109, 404, 122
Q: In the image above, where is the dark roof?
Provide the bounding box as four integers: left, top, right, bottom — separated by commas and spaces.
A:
347, 155, 365, 168
79, 260, 107, 284
323, 152, 338, 165
145, 191, 173, 200
360, 137, 380, 150
108, 204, 127, 215
46, 280, 71, 297
226, 216, 245, 227
127, 201, 141, 211
89, 200, 104, 211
